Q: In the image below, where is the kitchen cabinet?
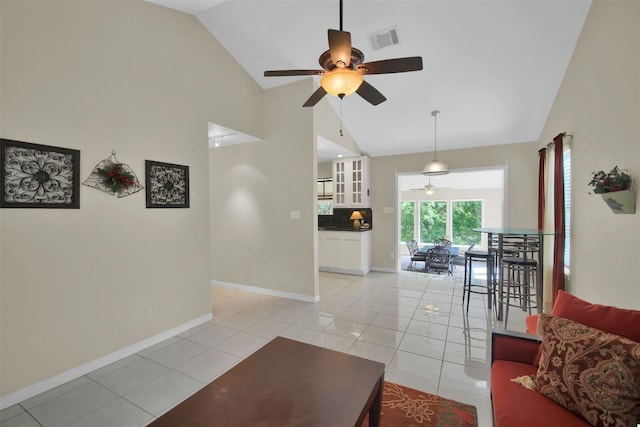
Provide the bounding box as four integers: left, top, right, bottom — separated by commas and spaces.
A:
320, 231, 342, 268
333, 156, 370, 208
318, 230, 371, 275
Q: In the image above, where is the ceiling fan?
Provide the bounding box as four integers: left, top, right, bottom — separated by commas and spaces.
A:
410, 177, 453, 195
263, 0, 423, 107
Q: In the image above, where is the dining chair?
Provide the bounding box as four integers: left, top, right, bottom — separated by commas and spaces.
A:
434, 238, 454, 271
406, 240, 427, 271
426, 247, 452, 275
434, 238, 452, 248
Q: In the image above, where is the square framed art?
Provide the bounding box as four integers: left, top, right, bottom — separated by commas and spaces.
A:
1, 138, 80, 208
145, 160, 189, 208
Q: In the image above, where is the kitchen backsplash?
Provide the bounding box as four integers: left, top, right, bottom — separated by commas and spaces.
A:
319, 208, 372, 229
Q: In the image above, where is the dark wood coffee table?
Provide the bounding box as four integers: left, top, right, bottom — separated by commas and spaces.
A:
149, 336, 385, 427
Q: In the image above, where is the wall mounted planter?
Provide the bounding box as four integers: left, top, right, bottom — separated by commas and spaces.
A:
601, 187, 635, 214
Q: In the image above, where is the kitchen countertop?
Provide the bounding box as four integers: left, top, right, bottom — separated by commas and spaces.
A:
318, 226, 372, 232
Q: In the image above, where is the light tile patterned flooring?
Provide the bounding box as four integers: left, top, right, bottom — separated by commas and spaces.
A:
1, 269, 528, 427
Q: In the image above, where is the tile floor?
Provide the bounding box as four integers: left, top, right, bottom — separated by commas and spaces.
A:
1, 269, 528, 427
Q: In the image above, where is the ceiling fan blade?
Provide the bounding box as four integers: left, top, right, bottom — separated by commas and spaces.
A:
356, 80, 386, 106
302, 86, 327, 107
264, 70, 324, 77
358, 57, 423, 75
328, 29, 352, 68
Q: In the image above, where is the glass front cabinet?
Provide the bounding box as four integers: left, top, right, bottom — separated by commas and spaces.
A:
333, 156, 370, 208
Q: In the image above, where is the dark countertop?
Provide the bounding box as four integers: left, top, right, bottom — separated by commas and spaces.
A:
318, 226, 371, 232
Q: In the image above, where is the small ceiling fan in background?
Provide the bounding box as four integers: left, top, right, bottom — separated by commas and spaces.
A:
263, 0, 423, 107
410, 177, 453, 195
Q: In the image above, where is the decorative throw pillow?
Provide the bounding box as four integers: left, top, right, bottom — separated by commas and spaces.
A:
535, 314, 640, 427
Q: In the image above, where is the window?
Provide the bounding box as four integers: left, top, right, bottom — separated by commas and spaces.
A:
400, 201, 415, 243
451, 200, 482, 245
563, 147, 571, 274
402, 199, 483, 246
419, 201, 447, 243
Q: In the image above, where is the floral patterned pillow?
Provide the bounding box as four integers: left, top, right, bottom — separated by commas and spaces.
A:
535, 313, 640, 427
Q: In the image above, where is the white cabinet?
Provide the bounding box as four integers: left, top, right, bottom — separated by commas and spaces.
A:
341, 234, 364, 271
318, 230, 371, 275
333, 156, 370, 208
320, 232, 342, 268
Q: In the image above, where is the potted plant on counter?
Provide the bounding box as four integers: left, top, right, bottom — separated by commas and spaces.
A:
588, 166, 635, 214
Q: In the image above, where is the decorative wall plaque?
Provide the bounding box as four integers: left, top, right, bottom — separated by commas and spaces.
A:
1, 138, 80, 208
145, 160, 189, 208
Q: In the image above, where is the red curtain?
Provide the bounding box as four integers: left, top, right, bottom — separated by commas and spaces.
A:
537, 147, 547, 230
552, 133, 565, 303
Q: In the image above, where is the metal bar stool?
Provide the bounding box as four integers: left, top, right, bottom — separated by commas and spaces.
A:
500, 256, 538, 328
463, 249, 496, 313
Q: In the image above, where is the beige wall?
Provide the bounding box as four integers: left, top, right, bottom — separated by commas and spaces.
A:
209, 78, 320, 299
318, 162, 333, 178
538, 0, 639, 310
0, 0, 263, 398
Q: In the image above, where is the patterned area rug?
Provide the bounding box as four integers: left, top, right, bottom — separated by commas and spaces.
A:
362, 381, 478, 427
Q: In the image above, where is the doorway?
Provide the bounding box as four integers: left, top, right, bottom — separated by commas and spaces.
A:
396, 167, 506, 272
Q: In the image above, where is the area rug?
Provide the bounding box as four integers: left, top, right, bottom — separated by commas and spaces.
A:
362, 381, 478, 427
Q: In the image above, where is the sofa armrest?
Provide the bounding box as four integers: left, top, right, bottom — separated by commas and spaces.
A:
491, 328, 541, 366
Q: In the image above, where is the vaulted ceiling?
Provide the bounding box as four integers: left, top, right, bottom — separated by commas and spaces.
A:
148, 0, 591, 159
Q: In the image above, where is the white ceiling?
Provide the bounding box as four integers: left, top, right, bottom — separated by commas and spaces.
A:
149, 0, 591, 159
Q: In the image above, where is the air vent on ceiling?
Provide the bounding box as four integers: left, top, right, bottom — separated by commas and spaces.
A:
368, 26, 399, 50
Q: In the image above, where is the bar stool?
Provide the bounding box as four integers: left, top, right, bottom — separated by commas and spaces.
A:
463, 249, 496, 313
500, 257, 538, 328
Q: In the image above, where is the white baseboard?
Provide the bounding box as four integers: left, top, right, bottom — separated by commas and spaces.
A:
319, 266, 368, 275
0, 313, 213, 410
370, 266, 397, 273
212, 280, 320, 303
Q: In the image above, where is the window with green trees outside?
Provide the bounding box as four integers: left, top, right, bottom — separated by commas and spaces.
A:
451, 200, 482, 245
401, 199, 483, 246
419, 201, 447, 243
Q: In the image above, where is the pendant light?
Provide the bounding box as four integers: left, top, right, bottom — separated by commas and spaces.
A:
423, 110, 449, 176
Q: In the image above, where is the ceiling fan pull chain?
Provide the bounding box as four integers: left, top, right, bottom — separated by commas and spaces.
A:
339, 0, 343, 31
339, 99, 344, 137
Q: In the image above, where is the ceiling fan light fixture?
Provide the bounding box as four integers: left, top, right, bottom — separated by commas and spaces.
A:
423, 109, 449, 176
320, 68, 363, 98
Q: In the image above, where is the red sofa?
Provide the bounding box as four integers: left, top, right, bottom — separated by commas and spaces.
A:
490, 291, 640, 427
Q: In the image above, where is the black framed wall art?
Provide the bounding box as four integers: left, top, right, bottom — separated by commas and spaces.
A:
1, 138, 80, 208
145, 160, 189, 208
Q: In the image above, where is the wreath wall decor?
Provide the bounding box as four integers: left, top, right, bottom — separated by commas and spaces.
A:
145, 160, 189, 208
83, 152, 143, 198
1, 138, 81, 208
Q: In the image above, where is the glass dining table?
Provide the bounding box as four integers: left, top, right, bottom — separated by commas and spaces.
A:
473, 227, 556, 321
